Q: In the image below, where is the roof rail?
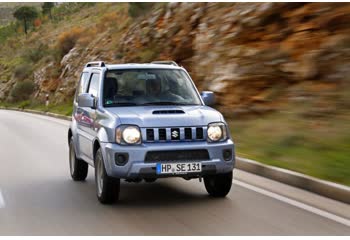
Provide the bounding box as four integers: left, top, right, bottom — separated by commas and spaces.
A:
151, 61, 178, 66
85, 61, 106, 68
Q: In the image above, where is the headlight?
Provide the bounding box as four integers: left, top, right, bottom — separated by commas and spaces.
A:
116, 125, 141, 145
207, 122, 227, 142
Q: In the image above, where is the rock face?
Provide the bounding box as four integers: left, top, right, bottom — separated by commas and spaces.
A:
2, 3, 350, 116
115, 2, 350, 116
113, 3, 350, 115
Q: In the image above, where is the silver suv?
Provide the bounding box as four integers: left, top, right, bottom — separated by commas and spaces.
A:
68, 61, 235, 204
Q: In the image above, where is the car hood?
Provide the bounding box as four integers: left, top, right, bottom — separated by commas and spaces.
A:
106, 105, 223, 127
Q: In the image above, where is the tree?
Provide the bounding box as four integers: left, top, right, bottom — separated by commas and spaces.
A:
42, 2, 54, 19
13, 6, 38, 35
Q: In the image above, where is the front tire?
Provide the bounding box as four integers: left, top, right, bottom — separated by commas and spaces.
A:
69, 138, 88, 181
95, 148, 120, 204
204, 171, 232, 197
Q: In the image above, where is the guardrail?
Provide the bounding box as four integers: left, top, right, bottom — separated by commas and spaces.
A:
236, 157, 350, 204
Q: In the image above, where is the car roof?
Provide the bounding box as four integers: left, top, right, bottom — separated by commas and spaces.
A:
83, 63, 183, 72
107, 63, 183, 70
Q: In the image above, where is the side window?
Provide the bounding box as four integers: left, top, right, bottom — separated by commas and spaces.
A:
75, 72, 89, 101
88, 73, 100, 97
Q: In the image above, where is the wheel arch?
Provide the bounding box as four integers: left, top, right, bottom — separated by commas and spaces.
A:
68, 128, 73, 145
93, 138, 101, 163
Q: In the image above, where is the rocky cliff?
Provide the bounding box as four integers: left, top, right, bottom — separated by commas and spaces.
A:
1, 2, 349, 117
116, 2, 350, 117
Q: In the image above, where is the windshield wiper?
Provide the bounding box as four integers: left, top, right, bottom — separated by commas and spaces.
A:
104, 102, 138, 107
105, 101, 196, 107
142, 101, 189, 106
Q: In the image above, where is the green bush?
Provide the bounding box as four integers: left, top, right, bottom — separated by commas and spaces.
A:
52, 3, 95, 22
22, 44, 49, 63
128, 3, 154, 18
10, 80, 36, 102
18, 100, 31, 109
13, 63, 33, 81
0, 22, 18, 44
138, 49, 158, 62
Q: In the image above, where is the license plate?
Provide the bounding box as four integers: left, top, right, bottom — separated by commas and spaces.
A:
156, 162, 202, 175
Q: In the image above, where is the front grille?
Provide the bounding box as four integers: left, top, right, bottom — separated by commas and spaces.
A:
196, 127, 204, 139
145, 150, 210, 162
158, 129, 166, 141
142, 126, 207, 142
184, 128, 192, 140
146, 129, 154, 141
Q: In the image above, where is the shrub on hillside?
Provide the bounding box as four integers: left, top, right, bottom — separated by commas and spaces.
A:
10, 80, 36, 102
138, 49, 159, 63
22, 44, 49, 63
57, 27, 83, 57
0, 22, 18, 44
77, 28, 97, 47
18, 100, 31, 109
52, 3, 95, 22
13, 63, 33, 81
128, 3, 154, 18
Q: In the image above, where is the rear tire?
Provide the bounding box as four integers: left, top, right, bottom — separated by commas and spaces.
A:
69, 138, 88, 181
204, 171, 232, 197
95, 148, 120, 204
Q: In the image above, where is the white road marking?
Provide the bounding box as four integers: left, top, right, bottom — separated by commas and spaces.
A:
0, 190, 5, 208
234, 180, 350, 227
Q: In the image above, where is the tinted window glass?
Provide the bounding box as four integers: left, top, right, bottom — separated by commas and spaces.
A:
103, 69, 201, 107
88, 73, 100, 97
75, 72, 89, 101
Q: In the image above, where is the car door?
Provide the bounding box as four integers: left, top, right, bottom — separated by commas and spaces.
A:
77, 71, 101, 162
73, 72, 90, 158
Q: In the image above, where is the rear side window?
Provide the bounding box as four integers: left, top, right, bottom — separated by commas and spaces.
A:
75, 72, 90, 101
88, 73, 100, 97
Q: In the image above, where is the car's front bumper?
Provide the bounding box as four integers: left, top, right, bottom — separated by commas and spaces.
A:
100, 140, 235, 179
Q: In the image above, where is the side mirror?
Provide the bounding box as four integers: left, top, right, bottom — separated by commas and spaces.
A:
201, 91, 215, 106
78, 93, 96, 108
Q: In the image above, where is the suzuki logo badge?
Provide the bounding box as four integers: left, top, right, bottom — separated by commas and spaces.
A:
171, 130, 179, 138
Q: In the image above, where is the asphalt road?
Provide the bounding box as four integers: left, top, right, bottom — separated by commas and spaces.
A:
0, 110, 349, 235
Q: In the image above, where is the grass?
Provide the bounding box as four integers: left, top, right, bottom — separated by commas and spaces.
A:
30, 102, 73, 116
228, 107, 350, 186
0, 100, 73, 116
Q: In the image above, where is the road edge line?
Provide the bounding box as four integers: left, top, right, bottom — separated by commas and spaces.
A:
234, 180, 350, 227
236, 157, 350, 204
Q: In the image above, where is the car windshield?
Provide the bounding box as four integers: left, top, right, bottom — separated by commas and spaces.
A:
103, 69, 202, 107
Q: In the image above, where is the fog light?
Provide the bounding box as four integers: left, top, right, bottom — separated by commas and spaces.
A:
223, 149, 232, 161
115, 153, 129, 166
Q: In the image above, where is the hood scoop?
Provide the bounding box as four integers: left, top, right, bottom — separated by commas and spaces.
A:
153, 110, 185, 114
